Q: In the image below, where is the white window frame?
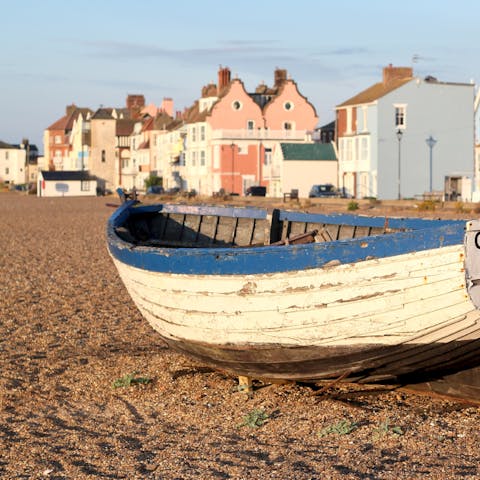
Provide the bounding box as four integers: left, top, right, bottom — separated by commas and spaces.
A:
394, 104, 407, 129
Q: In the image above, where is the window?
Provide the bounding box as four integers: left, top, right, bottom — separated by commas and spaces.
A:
394, 104, 407, 129
200, 126, 205, 141
200, 151, 205, 166
101, 150, 106, 162
54, 135, 61, 144
232, 100, 242, 111
247, 120, 255, 130
264, 148, 272, 166
284, 101, 294, 111
284, 122, 292, 130
360, 137, 369, 162
5, 167, 9, 174
192, 151, 196, 166
81, 180, 90, 191
192, 127, 196, 142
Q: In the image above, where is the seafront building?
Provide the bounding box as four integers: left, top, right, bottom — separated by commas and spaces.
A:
336, 64, 475, 200
38, 64, 477, 200
41, 67, 323, 197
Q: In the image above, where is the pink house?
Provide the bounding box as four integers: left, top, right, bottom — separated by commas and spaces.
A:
180, 66, 318, 196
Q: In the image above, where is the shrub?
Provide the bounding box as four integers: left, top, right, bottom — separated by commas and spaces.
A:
144, 174, 163, 189
347, 201, 359, 211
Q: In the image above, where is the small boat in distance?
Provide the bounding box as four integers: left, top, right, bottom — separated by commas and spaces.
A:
106, 190, 480, 388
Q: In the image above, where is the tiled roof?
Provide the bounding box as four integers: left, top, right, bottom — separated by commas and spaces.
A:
153, 111, 174, 130
280, 143, 337, 161
65, 108, 92, 130
40, 170, 96, 181
337, 77, 412, 108
0, 141, 15, 149
116, 119, 136, 136
183, 101, 208, 124
47, 115, 69, 131
141, 117, 154, 132
138, 140, 150, 149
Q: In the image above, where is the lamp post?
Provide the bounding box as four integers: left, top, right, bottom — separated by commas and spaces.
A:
230, 143, 235, 194
425, 135, 437, 194
396, 129, 403, 200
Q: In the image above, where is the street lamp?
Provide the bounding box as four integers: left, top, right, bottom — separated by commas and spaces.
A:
425, 135, 437, 194
396, 129, 403, 200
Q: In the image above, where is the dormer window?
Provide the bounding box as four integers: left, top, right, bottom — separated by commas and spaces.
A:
232, 100, 242, 111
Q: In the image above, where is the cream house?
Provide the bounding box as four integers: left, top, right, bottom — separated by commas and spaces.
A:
0, 141, 27, 185
275, 142, 338, 198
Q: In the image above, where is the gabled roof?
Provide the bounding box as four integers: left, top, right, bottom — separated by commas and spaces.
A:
40, 170, 96, 181
47, 115, 69, 131
281, 143, 336, 161
337, 77, 412, 108
47, 107, 93, 131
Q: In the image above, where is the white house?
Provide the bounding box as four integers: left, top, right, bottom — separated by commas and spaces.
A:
38, 170, 97, 197
275, 142, 338, 198
336, 64, 475, 200
0, 141, 27, 185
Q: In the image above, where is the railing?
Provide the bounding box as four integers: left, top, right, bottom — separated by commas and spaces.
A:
211, 129, 309, 141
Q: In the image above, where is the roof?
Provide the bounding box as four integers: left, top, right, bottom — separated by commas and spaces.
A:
92, 108, 115, 120
47, 114, 69, 131
40, 170, 96, 181
47, 107, 93, 131
280, 143, 337, 161
0, 141, 15, 149
116, 119, 135, 136
337, 77, 412, 108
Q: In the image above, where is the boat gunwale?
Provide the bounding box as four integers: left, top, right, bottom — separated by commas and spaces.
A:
106, 200, 467, 275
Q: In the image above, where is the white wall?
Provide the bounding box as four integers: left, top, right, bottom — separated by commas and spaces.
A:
283, 160, 338, 198
38, 179, 97, 197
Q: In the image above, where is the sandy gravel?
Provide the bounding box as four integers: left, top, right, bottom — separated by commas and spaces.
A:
1, 192, 479, 480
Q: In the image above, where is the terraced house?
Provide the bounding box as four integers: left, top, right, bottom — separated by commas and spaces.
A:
43, 67, 323, 197
336, 64, 475, 200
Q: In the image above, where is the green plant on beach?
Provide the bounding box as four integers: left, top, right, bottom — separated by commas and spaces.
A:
373, 419, 404, 440
417, 200, 437, 211
319, 419, 358, 437
347, 201, 359, 211
112, 372, 151, 389
239, 409, 269, 429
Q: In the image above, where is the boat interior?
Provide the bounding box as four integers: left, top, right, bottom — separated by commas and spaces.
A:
114, 204, 398, 248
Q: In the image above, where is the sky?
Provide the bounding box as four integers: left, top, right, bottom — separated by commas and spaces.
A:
1, 0, 480, 152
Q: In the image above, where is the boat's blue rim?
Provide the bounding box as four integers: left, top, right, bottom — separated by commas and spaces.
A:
106, 201, 466, 275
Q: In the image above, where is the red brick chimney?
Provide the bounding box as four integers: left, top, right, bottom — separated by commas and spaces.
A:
383, 64, 413, 84
217, 66, 231, 94
274, 68, 288, 87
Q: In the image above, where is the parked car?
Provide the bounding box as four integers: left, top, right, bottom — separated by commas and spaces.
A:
308, 184, 338, 198
246, 186, 267, 197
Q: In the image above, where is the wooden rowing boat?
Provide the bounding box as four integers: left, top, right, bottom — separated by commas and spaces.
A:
107, 191, 480, 387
